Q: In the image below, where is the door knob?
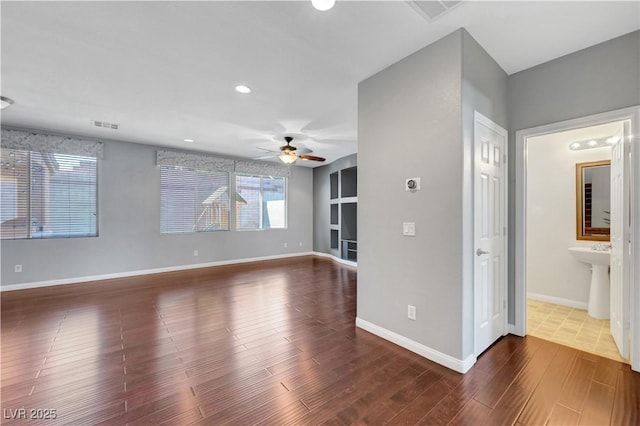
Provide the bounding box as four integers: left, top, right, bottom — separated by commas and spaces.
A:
476, 249, 490, 256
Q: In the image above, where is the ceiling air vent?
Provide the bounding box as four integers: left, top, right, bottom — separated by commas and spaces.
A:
407, 1, 464, 22
92, 120, 119, 130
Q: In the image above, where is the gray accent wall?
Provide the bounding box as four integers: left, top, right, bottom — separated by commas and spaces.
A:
1, 136, 314, 287
507, 30, 640, 323
357, 29, 507, 362
312, 153, 357, 255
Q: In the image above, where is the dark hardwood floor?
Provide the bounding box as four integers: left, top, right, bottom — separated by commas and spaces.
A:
1, 256, 638, 425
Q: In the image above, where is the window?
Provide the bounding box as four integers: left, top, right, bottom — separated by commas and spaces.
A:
0, 149, 98, 239
160, 165, 229, 233
236, 173, 286, 230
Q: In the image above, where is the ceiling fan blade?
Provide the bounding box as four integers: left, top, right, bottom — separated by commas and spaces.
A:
253, 155, 277, 160
296, 147, 312, 154
255, 147, 280, 154
298, 154, 326, 162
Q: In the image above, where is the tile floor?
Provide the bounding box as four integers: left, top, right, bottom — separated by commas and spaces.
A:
527, 298, 627, 363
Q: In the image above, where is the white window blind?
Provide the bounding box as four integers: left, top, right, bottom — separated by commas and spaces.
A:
236, 173, 286, 230
0, 149, 98, 239
160, 166, 230, 233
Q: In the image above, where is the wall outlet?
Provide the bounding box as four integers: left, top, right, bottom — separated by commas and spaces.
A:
408, 305, 416, 320
299, 241, 303, 247
14, 264, 22, 273
193, 250, 199, 257
284, 243, 288, 248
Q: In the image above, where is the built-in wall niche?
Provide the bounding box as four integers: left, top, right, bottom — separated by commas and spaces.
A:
341, 203, 357, 241
330, 172, 339, 199
330, 204, 338, 225
328, 165, 357, 262
330, 229, 339, 249
341, 166, 357, 198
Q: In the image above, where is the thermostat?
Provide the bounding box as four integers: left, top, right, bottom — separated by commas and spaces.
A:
406, 177, 421, 191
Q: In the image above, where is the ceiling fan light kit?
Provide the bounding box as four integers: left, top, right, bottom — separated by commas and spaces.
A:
279, 153, 297, 164
275, 136, 326, 164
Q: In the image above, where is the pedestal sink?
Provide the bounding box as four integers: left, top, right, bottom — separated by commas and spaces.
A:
568, 247, 610, 319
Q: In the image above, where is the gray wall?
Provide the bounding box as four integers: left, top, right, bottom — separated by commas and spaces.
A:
357, 28, 508, 362
507, 30, 640, 323
460, 31, 509, 358
312, 153, 357, 255
1, 136, 314, 287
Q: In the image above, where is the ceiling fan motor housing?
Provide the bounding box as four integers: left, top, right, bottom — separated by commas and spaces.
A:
281, 136, 297, 153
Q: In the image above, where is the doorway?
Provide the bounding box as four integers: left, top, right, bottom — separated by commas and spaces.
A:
514, 106, 640, 372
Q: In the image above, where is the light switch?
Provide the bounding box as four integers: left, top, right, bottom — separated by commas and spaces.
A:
403, 222, 416, 236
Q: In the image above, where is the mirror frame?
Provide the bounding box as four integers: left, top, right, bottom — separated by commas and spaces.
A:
576, 160, 610, 242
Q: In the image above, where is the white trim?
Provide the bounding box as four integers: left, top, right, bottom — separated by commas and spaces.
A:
355, 317, 476, 374
515, 105, 640, 372
527, 292, 588, 310
507, 324, 521, 336
1, 252, 316, 292
312, 251, 357, 268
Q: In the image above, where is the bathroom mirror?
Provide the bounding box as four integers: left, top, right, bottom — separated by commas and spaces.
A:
576, 160, 610, 241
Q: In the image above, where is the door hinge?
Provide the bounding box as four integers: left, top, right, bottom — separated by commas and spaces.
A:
503, 300, 507, 310
503, 226, 507, 236
503, 154, 507, 164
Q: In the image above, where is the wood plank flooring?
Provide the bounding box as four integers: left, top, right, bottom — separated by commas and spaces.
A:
1, 256, 638, 425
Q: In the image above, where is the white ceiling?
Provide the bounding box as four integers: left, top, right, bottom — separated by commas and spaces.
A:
1, 1, 638, 166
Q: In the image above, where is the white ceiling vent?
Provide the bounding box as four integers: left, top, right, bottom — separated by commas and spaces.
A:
92, 120, 119, 130
407, 1, 464, 22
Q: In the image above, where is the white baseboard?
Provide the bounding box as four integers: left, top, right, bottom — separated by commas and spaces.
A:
312, 251, 357, 268
1, 252, 316, 292
527, 292, 588, 310
355, 317, 475, 374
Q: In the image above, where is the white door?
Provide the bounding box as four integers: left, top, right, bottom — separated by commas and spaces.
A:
610, 128, 629, 359
474, 112, 508, 355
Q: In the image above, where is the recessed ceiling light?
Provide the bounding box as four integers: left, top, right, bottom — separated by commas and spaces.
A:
184, 138, 194, 143
0, 96, 15, 109
312, 0, 335, 11
587, 140, 598, 147
234, 85, 252, 94
570, 142, 581, 150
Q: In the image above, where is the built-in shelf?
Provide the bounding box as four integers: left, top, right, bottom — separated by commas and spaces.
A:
330, 204, 338, 225
341, 166, 357, 198
342, 240, 357, 261
328, 166, 357, 263
330, 172, 339, 200
330, 229, 339, 249
341, 202, 357, 241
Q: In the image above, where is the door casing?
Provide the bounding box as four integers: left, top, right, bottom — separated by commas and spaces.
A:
514, 105, 640, 372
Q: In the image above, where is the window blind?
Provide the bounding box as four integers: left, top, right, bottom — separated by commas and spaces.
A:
159, 164, 230, 233
0, 149, 98, 239
236, 173, 286, 230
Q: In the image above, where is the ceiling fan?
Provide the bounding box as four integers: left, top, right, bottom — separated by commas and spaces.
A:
258, 136, 326, 164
